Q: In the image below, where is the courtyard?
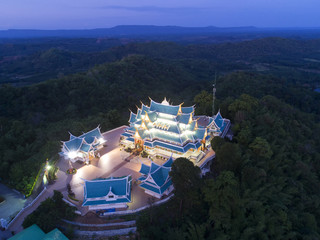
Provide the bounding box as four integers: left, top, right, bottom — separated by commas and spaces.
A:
58, 126, 170, 214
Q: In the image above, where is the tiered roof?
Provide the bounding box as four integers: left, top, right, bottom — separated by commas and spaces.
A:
62, 126, 104, 156
207, 110, 230, 136
138, 157, 173, 195
83, 176, 131, 206
9, 224, 68, 240
122, 98, 207, 153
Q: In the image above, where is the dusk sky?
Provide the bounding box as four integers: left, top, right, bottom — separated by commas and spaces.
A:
1, 0, 319, 30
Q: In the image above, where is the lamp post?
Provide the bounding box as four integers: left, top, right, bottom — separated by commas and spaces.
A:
44, 158, 50, 185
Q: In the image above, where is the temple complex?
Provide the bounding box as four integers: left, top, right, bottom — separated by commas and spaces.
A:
120, 98, 230, 165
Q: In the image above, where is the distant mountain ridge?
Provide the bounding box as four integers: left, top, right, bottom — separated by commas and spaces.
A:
1, 25, 319, 39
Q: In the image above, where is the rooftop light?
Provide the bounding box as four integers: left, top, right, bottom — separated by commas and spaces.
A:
99, 138, 106, 144
68, 151, 77, 159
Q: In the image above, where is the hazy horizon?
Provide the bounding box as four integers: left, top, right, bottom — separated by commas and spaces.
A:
2, 25, 320, 31
1, 0, 320, 30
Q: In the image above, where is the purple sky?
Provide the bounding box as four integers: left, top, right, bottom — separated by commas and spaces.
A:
1, 0, 319, 30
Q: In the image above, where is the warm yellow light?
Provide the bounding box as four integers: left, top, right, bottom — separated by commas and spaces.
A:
46, 165, 51, 170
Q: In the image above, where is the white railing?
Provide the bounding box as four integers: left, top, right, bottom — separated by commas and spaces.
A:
62, 198, 77, 207
6, 187, 47, 230
102, 194, 174, 217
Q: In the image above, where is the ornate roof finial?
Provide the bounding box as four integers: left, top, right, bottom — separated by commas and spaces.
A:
161, 97, 169, 105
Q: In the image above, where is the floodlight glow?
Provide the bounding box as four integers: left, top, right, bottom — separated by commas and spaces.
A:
46, 165, 51, 170
68, 151, 77, 159
99, 138, 106, 143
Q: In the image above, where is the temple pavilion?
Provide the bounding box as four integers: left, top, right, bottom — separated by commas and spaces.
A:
120, 98, 230, 163
61, 126, 105, 163
138, 156, 174, 198
82, 176, 132, 210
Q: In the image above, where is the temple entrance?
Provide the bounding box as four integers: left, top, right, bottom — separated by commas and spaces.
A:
134, 139, 144, 152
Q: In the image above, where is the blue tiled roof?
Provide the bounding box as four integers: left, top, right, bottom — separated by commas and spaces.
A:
160, 179, 172, 194
214, 111, 224, 129
151, 167, 170, 187
194, 128, 206, 140
208, 117, 214, 126
129, 112, 136, 123
151, 130, 182, 144
80, 142, 91, 152
177, 113, 191, 124
127, 126, 136, 132
9, 224, 45, 240
183, 142, 199, 152
150, 162, 161, 173
69, 133, 77, 140
64, 137, 83, 152
141, 104, 150, 113
163, 156, 174, 167
180, 134, 188, 143
138, 129, 151, 140
121, 132, 132, 138
127, 137, 134, 142
140, 179, 172, 195
150, 100, 180, 116
143, 141, 153, 147
148, 111, 158, 122
188, 121, 196, 131
80, 127, 102, 144
140, 183, 160, 194
42, 229, 69, 240
181, 106, 194, 114
136, 109, 142, 120
84, 177, 129, 198
139, 163, 150, 175
144, 179, 158, 187
9, 224, 69, 240
195, 141, 202, 149
153, 141, 184, 153
135, 120, 142, 125
137, 176, 147, 181
168, 124, 181, 134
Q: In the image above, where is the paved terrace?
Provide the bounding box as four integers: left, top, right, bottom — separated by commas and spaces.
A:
6, 126, 165, 234
6, 125, 214, 235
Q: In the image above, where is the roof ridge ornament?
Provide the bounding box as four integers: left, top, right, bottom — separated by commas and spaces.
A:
161, 97, 170, 105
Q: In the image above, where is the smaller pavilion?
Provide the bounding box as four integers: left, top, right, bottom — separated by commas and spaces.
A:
83, 176, 132, 210
138, 157, 174, 199
61, 126, 105, 163
206, 110, 230, 138
9, 224, 68, 240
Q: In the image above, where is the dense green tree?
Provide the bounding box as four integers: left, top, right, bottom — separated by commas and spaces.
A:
214, 142, 243, 176
194, 90, 213, 116
203, 171, 242, 238
170, 157, 203, 215
249, 137, 273, 159
210, 136, 225, 152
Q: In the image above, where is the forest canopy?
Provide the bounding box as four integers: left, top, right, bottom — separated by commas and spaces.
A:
0, 37, 320, 238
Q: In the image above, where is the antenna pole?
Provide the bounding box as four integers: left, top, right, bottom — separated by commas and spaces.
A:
213, 73, 217, 116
